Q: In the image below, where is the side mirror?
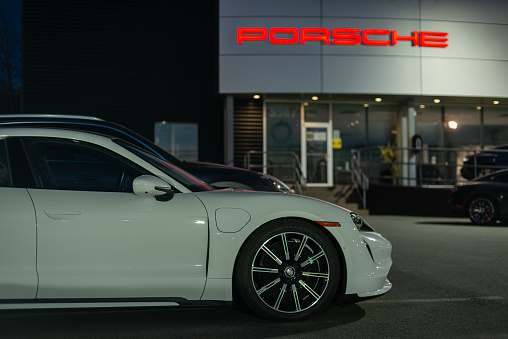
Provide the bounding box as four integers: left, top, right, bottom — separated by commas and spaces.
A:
133, 175, 175, 201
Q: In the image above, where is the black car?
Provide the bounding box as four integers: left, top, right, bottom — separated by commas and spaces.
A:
450, 169, 508, 225
0, 115, 294, 193
460, 146, 508, 180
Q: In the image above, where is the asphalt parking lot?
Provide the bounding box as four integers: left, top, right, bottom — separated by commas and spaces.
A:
1, 215, 507, 338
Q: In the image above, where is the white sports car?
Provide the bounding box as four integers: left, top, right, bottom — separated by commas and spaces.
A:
0, 127, 392, 321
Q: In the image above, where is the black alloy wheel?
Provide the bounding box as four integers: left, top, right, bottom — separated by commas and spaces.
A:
234, 218, 340, 321
468, 195, 498, 225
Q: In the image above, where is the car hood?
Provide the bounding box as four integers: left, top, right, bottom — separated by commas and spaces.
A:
193, 189, 353, 228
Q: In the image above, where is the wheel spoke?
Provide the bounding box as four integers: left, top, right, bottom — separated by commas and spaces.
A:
281, 233, 290, 260
249, 228, 334, 316
302, 271, 329, 279
253, 267, 278, 274
294, 235, 308, 261
299, 280, 321, 300
257, 278, 281, 295
261, 245, 283, 265
274, 283, 287, 310
300, 250, 325, 267
291, 284, 301, 311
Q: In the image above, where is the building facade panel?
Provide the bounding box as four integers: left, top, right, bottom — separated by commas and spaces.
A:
421, 0, 508, 25
219, 0, 508, 98
421, 58, 508, 97
323, 56, 421, 94
220, 56, 322, 93
420, 20, 508, 61
322, 0, 420, 19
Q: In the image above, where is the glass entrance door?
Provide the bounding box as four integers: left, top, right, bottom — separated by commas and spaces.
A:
302, 123, 333, 186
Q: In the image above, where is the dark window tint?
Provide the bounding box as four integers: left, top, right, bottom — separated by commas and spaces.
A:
0, 139, 11, 187
493, 173, 508, 183
22, 137, 147, 192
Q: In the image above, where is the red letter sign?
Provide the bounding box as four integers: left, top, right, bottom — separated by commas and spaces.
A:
362, 28, 391, 45
420, 31, 449, 48
300, 27, 331, 44
269, 27, 299, 44
237, 27, 268, 44
392, 30, 419, 46
331, 28, 361, 44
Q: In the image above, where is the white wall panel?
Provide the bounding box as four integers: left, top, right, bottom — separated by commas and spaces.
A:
421, 0, 508, 25
420, 21, 508, 60
422, 58, 508, 97
220, 56, 321, 93
323, 0, 420, 19
323, 56, 421, 94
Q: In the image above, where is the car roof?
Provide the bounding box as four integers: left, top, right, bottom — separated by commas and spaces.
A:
0, 114, 104, 121
0, 126, 115, 141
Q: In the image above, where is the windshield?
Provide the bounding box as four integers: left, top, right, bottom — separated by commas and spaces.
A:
115, 139, 212, 192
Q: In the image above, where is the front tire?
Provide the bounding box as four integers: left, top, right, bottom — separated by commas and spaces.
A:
468, 195, 498, 225
234, 218, 340, 321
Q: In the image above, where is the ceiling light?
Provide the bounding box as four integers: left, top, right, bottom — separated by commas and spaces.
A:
419, 104, 425, 109
493, 100, 500, 105
448, 121, 458, 129
253, 94, 260, 99
311, 96, 319, 101
434, 99, 441, 104
375, 98, 382, 102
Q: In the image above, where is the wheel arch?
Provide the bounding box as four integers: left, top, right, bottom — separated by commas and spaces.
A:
231, 216, 347, 305
466, 193, 500, 225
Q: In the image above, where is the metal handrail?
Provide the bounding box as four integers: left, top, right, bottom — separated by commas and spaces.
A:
351, 150, 369, 210
244, 151, 307, 194
352, 146, 508, 186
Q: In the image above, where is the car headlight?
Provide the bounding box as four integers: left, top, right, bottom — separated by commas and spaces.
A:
350, 212, 375, 232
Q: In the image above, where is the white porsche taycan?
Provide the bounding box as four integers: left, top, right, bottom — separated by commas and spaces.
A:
0, 127, 392, 321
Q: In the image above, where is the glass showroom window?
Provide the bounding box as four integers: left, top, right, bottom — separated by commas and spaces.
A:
368, 105, 398, 183
444, 106, 480, 148
265, 102, 301, 179
332, 104, 366, 178
484, 107, 508, 147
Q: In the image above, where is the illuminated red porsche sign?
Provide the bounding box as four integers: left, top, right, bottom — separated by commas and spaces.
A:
237, 27, 449, 48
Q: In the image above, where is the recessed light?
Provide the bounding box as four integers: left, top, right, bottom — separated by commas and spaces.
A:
493, 100, 500, 105
311, 96, 319, 101
434, 99, 441, 104
375, 98, 382, 102
448, 121, 458, 129
253, 95, 260, 99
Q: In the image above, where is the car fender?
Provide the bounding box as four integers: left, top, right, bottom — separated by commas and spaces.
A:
195, 190, 372, 301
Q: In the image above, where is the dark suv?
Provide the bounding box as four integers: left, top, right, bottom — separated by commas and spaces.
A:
0, 115, 294, 193
460, 146, 508, 180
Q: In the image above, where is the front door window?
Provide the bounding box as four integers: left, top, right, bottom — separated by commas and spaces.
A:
303, 123, 332, 186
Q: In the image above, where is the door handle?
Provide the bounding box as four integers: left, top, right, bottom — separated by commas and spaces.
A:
44, 209, 81, 220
